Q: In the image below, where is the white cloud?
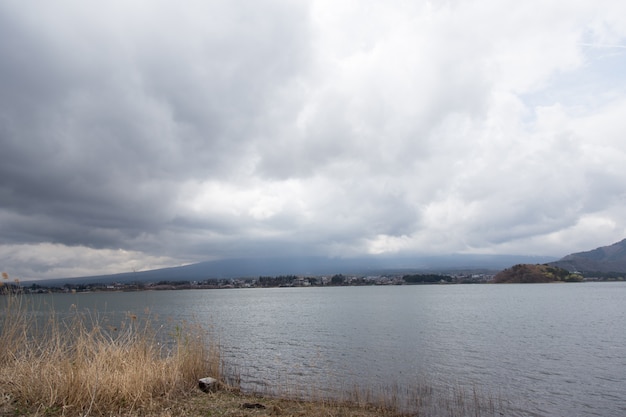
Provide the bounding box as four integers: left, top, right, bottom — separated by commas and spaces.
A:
0, 243, 179, 281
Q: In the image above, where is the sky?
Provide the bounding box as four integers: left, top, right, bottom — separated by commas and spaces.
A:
2, 0, 626, 280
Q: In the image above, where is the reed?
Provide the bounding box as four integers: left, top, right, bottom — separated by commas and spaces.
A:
232, 364, 506, 417
314, 381, 505, 417
0, 284, 222, 416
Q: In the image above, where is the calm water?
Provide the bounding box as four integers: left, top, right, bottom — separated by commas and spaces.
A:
14, 282, 626, 416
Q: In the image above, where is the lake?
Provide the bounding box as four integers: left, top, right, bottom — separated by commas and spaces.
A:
15, 282, 626, 416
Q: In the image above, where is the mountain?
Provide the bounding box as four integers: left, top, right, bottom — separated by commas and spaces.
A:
549, 238, 626, 274
26, 253, 557, 286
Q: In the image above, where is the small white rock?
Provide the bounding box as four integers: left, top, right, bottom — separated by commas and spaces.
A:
198, 377, 219, 392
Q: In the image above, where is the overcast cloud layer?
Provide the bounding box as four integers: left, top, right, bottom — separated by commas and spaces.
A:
2, 0, 626, 279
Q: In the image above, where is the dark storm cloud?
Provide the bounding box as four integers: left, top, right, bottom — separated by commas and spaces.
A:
0, 1, 311, 254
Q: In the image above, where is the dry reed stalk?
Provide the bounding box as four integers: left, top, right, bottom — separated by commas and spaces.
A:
0, 291, 222, 416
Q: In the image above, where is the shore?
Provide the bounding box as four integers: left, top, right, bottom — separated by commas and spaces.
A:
138, 390, 407, 417
1, 389, 406, 417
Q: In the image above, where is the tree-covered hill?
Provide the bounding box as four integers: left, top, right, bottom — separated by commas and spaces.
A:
493, 264, 582, 283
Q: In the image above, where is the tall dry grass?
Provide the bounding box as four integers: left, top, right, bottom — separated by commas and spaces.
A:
0, 282, 223, 416
271, 380, 506, 417
239, 362, 507, 417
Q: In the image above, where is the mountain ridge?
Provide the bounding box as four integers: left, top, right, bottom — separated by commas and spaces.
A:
549, 238, 626, 274
24, 253, 556, 286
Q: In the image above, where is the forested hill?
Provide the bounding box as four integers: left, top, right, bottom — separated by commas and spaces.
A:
549, 238, 626, 274
493, 264, 582, 283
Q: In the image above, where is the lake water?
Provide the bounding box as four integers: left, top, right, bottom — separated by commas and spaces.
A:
13, 282, 626, 416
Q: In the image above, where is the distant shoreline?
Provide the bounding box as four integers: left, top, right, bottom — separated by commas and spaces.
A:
7, 272, 624, 295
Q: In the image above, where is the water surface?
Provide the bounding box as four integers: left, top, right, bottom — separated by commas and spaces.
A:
18, 282, 626, 417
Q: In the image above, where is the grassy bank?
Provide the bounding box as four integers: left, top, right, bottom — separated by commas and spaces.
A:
1, 281, 506, 416
0, 287, 224, 416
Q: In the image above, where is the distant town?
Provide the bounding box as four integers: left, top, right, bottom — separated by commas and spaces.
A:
8, 272, 495, 294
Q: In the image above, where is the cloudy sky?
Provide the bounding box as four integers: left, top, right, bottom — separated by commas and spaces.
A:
2, 0, 626, 280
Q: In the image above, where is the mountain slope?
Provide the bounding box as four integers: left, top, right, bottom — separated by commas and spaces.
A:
549, 238, 626, 273
26, 254, 557, 285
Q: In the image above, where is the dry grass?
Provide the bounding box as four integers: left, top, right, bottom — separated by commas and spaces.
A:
0, 287, 221, 416
161, 390, 410, 417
